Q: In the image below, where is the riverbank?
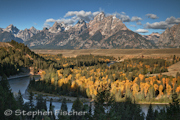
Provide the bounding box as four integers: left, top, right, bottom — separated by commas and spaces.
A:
22, 89, 173, 105
136, 101, 170, 105
22, 89, 91, 103
7, 73, 32, 80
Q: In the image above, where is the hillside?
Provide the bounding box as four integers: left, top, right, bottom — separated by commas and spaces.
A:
0, 40, 55, 78
158, 23, 180, 48
0, 42, 13, 47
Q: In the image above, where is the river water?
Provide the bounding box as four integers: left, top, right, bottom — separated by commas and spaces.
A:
8, 75, 167, 116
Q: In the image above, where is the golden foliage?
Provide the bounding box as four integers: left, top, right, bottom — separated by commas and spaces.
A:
166, 84, 172, 96
159, 85, 163, 95
176, 86, 180, 93
51, 78, 54, 84
153, 84, 159, 91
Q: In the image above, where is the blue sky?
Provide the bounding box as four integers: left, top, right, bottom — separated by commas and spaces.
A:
0, 0, 180, 35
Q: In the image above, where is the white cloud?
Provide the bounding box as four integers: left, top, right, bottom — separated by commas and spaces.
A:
146, 14, 159, 19
44, 18, 77, 28
64, 10, 99, 22
43, 22, 51, 28
131, 16, 142, 22
113, 12, 130, 22
121, 12, 126, 14
165, 16, 180, 24
43, 10, 100, 28
93, 11, 100, 16
145, 16, 180, 29
136, 22, 142, 25
45, 18, 56, 23
134, 29, 149, 33
57, 18, 77, 25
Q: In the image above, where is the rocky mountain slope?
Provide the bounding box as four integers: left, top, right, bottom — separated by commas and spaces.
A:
0, 25, 40, 42
24, 12, 154, 49
142, 32, 160, 45
0, 27, 23, 43
158, 23, 180, 48
16, 26, 40, 41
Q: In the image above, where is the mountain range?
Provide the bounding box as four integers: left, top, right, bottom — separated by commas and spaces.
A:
0, 12, 180, 49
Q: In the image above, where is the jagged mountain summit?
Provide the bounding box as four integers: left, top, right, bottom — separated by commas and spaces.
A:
3, 24, 19, 34
16, 26, 40, 41
49, 22, 66, 33
0, 25, 40, 42
0, 25, 23, 43
25, 12, 154, 49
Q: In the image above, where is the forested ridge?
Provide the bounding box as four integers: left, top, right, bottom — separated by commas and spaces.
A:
0, 40, 58, 78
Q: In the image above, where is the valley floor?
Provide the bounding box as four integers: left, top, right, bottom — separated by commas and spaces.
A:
32, 48, 180, 58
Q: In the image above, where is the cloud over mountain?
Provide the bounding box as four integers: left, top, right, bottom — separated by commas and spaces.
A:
135, 29, 148, 33
64, 10, 99, 21
136, 22, 142, 25
131, 16, 142, 22
145, 16, 180, 29
146, 14, 159, 19
113, 12, 131, 22
44, 10, 100, 28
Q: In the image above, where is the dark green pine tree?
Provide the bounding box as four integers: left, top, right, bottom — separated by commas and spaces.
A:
0, 76, 19, 120
36, 94, 46, 110
61, 98, 68, 111
110, 97, 144, 120
146, 104, 154, 120
58, 98, 69, 120
70, 96, 83, 120
166, 93, 180, 120
35, 94, 47, 119
17, 90, 24, 110
16, 90, 24, 120
93, 85, 115, 120
87, 102, 93, 120
29, 91, 34, 110
49, 98, 55, 120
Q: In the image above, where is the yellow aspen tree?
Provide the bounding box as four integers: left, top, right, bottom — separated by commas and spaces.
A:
172, 78, 177, 89
144, 83, 150, 97
41, 71, 46, 80
159, 85, 163, 95
153, 84, 159, 92
119, 83, 125, 94
139, 74, 145, 81
140, 82, 145, 94
176, 86, 180, 94
58, 79, 64, 87
132, 83, 139, 96
51, 78, 55, 84
162, 78, 166, 86
165, 78, 170, 86
166, 84, 172, 96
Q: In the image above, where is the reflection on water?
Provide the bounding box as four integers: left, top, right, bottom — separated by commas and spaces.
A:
8, 75, 40, 94
9, 75, 167, 116
140, 104, 167, 116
